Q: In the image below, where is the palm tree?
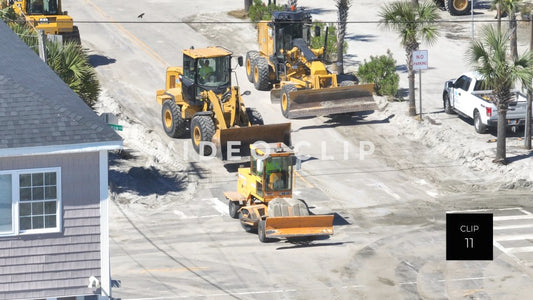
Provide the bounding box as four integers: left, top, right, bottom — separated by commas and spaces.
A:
492, 0, 522, 60
46, 41, 100, 108
469, 25, 533, 164
379, 1, 440, 116
335, 0, 351, 75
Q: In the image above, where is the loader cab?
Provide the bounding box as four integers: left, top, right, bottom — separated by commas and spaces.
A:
251, 143, 294, 198
182, 47, 233, 103
24, 0, 61, 15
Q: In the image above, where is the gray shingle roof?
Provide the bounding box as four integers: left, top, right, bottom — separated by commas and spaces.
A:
0, 20, 122, 152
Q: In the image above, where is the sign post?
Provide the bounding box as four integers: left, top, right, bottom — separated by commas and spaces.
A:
413, 50, 428, 120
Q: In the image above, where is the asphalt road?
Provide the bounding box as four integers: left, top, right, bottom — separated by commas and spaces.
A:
63, 1, 533, 299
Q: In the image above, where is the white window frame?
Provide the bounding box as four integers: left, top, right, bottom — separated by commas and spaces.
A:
0, 167, 62, 236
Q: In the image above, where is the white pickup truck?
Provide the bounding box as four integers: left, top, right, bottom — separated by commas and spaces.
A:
442, 72, 529, 133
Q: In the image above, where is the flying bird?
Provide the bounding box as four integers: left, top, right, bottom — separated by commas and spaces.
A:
137, 13, 145, 19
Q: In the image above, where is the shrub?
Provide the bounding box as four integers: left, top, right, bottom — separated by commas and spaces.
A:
309, 22, 347, 63
357, 50, 399, 97
249, 0, 284, 22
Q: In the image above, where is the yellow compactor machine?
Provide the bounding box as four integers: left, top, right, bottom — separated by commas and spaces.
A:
224, 143, 334, 242
156, 46, 291, 159
8, 0, 80, 43
245, 6, 377, 119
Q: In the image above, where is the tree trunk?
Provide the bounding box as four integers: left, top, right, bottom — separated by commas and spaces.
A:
407, 50, 416, 116
510, 11, 518, 60
495, 107, 508, 164
336, 1, 350, 75
496, 3, 502, 34
244, 0, 252, 12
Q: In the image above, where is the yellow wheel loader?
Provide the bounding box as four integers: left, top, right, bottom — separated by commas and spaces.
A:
156, 46, 291, 159
7, 0, 80, 44
245, 7, 377, 119
224, 143, 334, 243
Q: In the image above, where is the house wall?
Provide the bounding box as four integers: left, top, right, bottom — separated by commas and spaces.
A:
0, 152, 101, 300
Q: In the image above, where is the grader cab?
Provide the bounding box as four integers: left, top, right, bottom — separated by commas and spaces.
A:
224, 143, 334, 243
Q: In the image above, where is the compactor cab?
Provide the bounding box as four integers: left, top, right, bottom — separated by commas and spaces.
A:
8, 0, 80, 43
156, 47, 291, 159
225, 143, 334, 243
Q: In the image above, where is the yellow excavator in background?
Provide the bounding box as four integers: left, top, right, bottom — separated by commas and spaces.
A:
7, 0, 80, 43
245, 6, 377, 119
156, 46, 291, 159
224, 143, 334, 243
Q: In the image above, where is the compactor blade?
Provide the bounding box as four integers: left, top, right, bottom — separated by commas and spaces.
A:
287, 84, 377, 118
264, 215, 334, 239
215, 123, 292, 159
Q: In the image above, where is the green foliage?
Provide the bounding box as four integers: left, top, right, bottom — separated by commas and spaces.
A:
357, 50, 399, 97
249, 0, 284, 22
7, 22, 38, 47
46, 41, 100, 108
309, 22, 347, 62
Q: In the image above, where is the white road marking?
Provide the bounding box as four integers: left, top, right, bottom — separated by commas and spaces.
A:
208, 197, 228, 215
494, 234, 533, 242
374, 182, 401, 200
507, 246, 533, 254
493, 215, 533, 221
494, 223, 533, 230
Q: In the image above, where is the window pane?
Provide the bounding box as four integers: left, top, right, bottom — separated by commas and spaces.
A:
32, 216, 44, 229
32, 202, 44, 215
32, 173, 43, 186
19, 203, 31, 217
45, 186, 56, 200
45, 172, 56, 185
0, 175, 12, 233
32, 187, 44, 200
20, 216, 31, 230
19, 174, 31, 187
20, 187, 31, 201
44, 201, 56, 214
45, 215, 56, 228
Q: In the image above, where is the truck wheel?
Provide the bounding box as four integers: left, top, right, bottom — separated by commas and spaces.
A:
162, 100, 187, 138
246, 107, 264, 125
190, 115, 215, 155
254, 57, 271, 91
281, 84, 297, 119
258, 220, 272, 243
446, 0, 471, 16
228, 200, 239, 219
339, 80, 356, 87
474, 110, 487, 134
246, 51, 259, 83
444, 93, 454, 114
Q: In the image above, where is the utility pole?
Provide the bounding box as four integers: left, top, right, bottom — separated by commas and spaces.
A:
37, 30, 47, 63
526, 11, 533, 150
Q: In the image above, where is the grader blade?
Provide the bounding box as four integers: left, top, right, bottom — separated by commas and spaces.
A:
287, 84, 377, 119
215, 123, 292, 159
264, 215, 334, 239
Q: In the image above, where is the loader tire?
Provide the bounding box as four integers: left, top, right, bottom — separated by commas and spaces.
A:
239, 209, 256, 233
228, 200, 239, 219
281, 84, 297, 119
162, 100, 187, 138
254, 57, 270, 91
246, 107, 264, 125
191, 115, 216, 156
258, 220, 274, 243
246, 51, 259, 83
445, 0, 471, 16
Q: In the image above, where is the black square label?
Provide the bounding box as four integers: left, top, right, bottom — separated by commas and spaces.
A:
446, 213, 493, 260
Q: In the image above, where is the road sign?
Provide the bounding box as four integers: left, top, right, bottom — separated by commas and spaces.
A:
413, 50, 428, 70
108, 124, 123, 131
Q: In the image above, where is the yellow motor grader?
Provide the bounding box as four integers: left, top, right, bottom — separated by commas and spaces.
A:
7, 0, 80, 43
224, 143, 334, 243
156, 46, 291, 159
245, 6, 376, 119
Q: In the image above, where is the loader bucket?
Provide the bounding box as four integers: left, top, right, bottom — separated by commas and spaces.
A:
214, 123, 292, 159
285, 84, 377, 119
264, 215, 334, 239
